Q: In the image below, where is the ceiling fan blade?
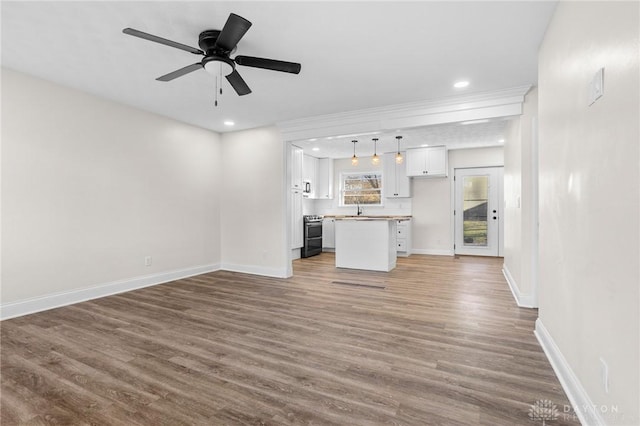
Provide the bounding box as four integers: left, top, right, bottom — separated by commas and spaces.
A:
156, 63, 203, 81
226, 70, 252, 96
123, 28, 204, 55
235, 56, 301, 74
215, 13, 252, 52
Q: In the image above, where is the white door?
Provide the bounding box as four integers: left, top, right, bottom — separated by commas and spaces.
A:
454, 167, 503, 256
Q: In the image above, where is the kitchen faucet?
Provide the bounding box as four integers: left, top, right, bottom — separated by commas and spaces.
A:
356, 201, 363, 216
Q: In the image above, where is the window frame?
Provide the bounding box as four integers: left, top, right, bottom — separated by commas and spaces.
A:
339, 171, 384, 207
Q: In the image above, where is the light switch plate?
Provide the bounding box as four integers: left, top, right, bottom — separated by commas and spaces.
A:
588, 68, 604, 106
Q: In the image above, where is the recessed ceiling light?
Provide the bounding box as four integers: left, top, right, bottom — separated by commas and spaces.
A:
421, 144, 429, 147
454, 80, 470, 88
308, 138, 317, 142
498, 139, 505, 143
312, 147, 320, 151
223, 120, 235, 126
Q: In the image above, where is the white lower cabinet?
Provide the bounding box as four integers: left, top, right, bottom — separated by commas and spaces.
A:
322, 218, 335, 249
396, 219, 412, 257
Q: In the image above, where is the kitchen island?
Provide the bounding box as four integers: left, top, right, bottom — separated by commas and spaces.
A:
334, 216, 409, 272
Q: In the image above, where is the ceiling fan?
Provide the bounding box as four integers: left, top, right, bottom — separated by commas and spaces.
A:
123, 13, 301, 104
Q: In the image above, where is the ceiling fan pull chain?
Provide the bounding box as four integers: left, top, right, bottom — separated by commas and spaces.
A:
214, 77, 219, 107
219, 63, 223, 95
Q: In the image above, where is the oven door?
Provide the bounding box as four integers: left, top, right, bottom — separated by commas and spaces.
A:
305, 222, 323, 239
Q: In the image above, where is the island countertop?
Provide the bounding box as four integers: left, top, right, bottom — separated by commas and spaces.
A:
326, 215, 411, 221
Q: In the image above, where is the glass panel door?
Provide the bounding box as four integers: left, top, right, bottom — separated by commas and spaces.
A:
463, 176, 489, 246
454, 167, 503, 256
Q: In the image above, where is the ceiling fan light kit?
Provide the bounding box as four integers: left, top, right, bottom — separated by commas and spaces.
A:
123, 13, 301, 106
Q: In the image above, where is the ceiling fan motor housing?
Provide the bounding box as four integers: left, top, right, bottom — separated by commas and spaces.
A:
199, 30, 236, 76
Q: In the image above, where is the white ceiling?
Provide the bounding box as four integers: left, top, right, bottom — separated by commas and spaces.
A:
1, 1, 555, 138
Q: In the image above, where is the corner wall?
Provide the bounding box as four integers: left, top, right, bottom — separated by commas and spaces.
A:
503, 88, 538, 307
220, 127, 288, 277
537, 2, 639, 424
1, 69, 222, 318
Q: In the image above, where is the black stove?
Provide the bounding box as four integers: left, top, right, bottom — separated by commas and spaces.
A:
302, 215, 323, 257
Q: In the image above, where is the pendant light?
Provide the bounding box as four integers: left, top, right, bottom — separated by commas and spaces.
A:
351, 140, 359, 166
371, 138, 380, 165
395, 136, 404, 164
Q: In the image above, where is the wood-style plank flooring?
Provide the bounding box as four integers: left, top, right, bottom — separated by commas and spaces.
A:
1, 253, 579, 425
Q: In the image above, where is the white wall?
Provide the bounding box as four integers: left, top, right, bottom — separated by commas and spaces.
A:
411, 146, 504, 255
537, 2, 639, 424
220, 127, 288, 277
1, 69, 222, 315
503, 88, 538, 307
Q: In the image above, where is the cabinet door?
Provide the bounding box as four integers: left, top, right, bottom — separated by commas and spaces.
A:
394, 154, 411, 197
302, 154, 317, 197
405, 149, 428, 177
291, 146, 303, 189
316, 158, 334, 199
407, 147, 447, 177
426, 146, 447, 176
291, 190, 303, 248
383, 153, 411, 197
322, 218, 335, 248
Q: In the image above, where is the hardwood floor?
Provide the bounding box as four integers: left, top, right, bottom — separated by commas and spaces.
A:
1, 253, 579, 425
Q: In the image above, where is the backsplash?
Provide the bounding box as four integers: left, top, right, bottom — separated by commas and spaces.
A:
307, 197, 412, 217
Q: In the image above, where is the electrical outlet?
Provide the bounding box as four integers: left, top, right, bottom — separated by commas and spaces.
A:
144, 256, 152, 267
599, 357, 609, 393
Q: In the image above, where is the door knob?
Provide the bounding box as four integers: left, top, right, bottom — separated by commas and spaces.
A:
493, 209, 497, 213
493, 216, 497, 220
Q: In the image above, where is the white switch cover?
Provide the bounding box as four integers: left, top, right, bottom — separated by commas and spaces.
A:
588, 68, 604, 106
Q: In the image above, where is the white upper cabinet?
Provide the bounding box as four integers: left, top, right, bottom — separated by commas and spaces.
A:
315, 158, 334, 199
303, 154, 317, 197
405, 146, 448, 177
383, 152, 411, 198
290, 146, 304, 189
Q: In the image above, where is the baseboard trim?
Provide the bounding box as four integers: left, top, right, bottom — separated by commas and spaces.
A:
0, 263, 221, 321
535, 318, 605, 426
411, 248, 454, 256
221, 263, 289, 279
502, 264, 537, 308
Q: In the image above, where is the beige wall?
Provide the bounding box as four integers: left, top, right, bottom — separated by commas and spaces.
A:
538, 1, 639, 423
411, 146, 504, 254
2, 69, 222, 306
503, 88, 538, 306
220, 127, 288, 277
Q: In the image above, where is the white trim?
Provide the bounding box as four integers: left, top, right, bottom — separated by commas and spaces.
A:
411, 248, 454, 256
535, 318, 605, 426
502, 264, 537, 308
0, 263, 221, 321
278, 86, 530, 142
220, 263, 289, 279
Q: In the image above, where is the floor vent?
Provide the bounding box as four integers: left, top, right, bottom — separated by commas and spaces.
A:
331, 281, 386, 289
